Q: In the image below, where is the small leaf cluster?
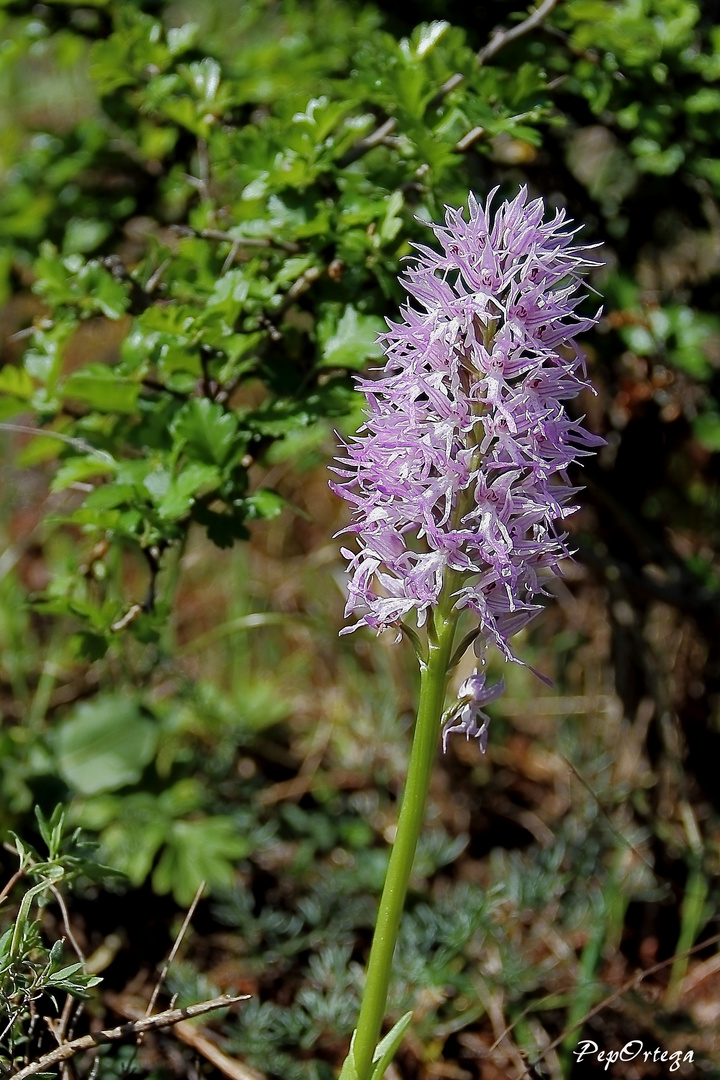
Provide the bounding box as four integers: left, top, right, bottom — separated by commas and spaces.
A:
0, 808, 107, 1070
41, 684, 281, 905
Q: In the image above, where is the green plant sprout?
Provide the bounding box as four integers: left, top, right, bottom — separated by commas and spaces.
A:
0, 808, 106, 1069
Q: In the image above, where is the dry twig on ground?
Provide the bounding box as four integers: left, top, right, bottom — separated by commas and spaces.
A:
7, 995, 250, 1080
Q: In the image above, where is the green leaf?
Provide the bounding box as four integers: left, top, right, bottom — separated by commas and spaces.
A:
51, 454, 117, 492
208, 268, 250, 308
338, 1035, 360, 1080
33, 246, 130, 319
379, 191, 404, 243
35, 805, 64, 857
83, 482, 137, 511
0, 396, 31, 420
152, 817, 252, 905
94, 796, 168, 886
55, 696, 158, 795
172, 398, 241, 466
337, 1013, 412, 1080
48, 939, 65, 966
51, 973, 103, 997
73, 631, 109, 662
47, 962, 84, 982
245, 488, 285, 521
63, 217, 113, 255
369, 1012, 413, 1080
167, 23, 199, 56
23, 321, 76, 394
317, 305, 384, 370
0, 365, 34, 399
410, 20, 450, 60
63, 366, 139, 413
157, 462, 222, 520
186, 57, 221, 102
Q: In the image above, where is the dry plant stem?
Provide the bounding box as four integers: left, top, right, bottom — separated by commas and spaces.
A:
109, 995, 265, 1080
477, 0, 560, 64
351, 610, 457, 1080
145, 879, 206, 1018
170, 223, 300, 254
50, 885, 85, 963
7, 995, 249, 1080
0, 867, 24, 906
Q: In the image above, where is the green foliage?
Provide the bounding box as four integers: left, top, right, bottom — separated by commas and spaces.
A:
0, 0, 574, 649
1, 0, 718, 646
0, 808, 107, 1070
557, 0, 720, 181
218, 793, 660, 1080
337, 1011, 412, 1080
56, 681, 280, 903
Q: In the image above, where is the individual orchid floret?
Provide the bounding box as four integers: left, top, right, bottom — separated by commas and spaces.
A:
331, 186, 602, 746
441, 671, 505, 753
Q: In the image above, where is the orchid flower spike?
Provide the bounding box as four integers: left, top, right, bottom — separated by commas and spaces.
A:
331, 186, 602, 750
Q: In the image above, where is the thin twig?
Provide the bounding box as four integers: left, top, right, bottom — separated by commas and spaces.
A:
47, 887, 86, 1053
139, 541, 169, 614
170, 224, 300, 254
145, 258, 171, 294
284, 265, 321, 302
43, 1004, 74, 1080
0, 423, 115, 466
560, 757, 657, 877
221, 239, 242, 275
0, 868, 25, 906
110, 996, 265, 1080
455, 126, 486, 153
7, 994, 250, 1080
141, 377, 187, 400
196, 138, 211, 203
50, 887, 85, 964
173, 1022, 264, 1080
337, 117, 398, 167
679, 950, 720, 996
213, 262, 323, 405
99, 255, 154, 314
145, 880, 206, 1018
479, 978, 534, 1078
7, 326, 36, 343
109, 603, 144, 633
477, 0, 560, 65
86, 1053, 101, 1080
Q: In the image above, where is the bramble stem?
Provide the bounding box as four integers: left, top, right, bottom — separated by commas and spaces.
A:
350, 609, 456, 1080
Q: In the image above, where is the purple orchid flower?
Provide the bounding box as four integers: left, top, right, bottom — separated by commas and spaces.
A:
331, 187, 602, 749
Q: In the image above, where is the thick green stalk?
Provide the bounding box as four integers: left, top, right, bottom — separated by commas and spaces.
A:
351, 609, 457, 1080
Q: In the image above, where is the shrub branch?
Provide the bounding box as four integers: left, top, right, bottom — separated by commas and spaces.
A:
7, 994, 250, 1080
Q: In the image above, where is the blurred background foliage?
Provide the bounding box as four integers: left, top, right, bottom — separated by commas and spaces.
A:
0, 0, 719, 1077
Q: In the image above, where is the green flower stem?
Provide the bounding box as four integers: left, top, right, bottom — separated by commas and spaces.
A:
351, 609, 457, 1080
